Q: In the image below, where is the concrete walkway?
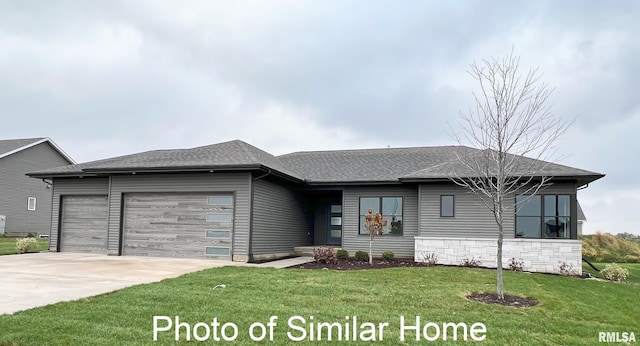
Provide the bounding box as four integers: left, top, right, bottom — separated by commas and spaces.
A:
0, 252, 313, 315
257, 256, 314, 268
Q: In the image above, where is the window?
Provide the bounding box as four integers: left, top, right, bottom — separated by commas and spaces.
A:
27, 197, 36, 211
205, 230, 231, 238
515, 195, 571, 239
207, 196, 233, 206
205, 247, 230, 256
440, 195, 454, 217
359, 197, 403, 235
206, 213, 233, 222
544, 195, 570, 238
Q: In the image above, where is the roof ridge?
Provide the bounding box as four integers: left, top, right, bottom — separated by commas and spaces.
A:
0, 137, 75, 163
233, 140, 261, 162
278, 144, 468, 157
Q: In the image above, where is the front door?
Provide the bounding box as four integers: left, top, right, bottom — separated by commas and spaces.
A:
327, 204, 342, 245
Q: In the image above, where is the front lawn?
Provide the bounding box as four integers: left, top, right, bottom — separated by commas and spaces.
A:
0, 237, 48, 255
1, 266, 638, 345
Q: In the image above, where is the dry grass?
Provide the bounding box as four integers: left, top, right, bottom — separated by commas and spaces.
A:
582, 232, 640, 263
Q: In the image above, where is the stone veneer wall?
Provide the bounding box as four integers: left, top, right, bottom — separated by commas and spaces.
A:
414, 237, 582, 275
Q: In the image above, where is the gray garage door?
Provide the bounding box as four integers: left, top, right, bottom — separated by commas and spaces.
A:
123, 193, 234, 259
60, 195, 108, 253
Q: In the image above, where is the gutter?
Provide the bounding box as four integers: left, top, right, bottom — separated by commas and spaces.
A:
27, 164, 305, 183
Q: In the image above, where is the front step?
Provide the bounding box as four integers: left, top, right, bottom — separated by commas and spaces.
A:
294, 246, 342, 257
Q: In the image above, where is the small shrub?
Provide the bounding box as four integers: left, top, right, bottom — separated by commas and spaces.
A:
355, 251, 369, 262
336, 249, 349, 260
421, 252, 438, 266
600, 263, 629, 282
382, 250, 395, 261
26, 232, 37, 238
507, 258, 525, 272
313, 246, 337, 264
460, 256, 482, 267
16, 237, 38, 254
558, 261, 578, 276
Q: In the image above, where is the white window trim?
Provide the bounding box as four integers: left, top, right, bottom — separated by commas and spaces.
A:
27, 197, 37, 211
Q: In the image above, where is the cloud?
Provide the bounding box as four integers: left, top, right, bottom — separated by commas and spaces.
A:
0, 0, 637, 234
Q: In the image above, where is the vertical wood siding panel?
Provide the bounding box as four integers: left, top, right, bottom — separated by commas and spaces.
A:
251, 179, 312, 256
342, 185, 418, 257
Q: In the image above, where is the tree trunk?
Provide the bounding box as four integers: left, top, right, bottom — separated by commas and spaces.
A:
497, 220, 504, 300
369, 239, 373, 265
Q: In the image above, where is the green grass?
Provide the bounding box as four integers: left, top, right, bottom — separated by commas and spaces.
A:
0, 237, 49, 255
582, 262, 640, 284
1, 266, 638, 345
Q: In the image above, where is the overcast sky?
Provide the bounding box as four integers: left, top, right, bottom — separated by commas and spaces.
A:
1, 1, 638, 235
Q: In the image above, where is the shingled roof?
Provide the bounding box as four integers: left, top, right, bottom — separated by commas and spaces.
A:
277, 146, 473, 183
28, 139, 604, 185
399, 149, 603, 182
29, 140, 302, 180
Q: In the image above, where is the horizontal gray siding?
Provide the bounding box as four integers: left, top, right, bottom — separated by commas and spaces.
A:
109, 173, 251, 259
251, 179, 312, 256
50, 178, 110, 250
418, 182, 578, 239
419, 184, 508, 238
343, 185, 418, 257
0, 142, 71, 236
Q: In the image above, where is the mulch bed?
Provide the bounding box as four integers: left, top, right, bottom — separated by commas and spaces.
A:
290, 258, 426, 270
466, 292, 539, 308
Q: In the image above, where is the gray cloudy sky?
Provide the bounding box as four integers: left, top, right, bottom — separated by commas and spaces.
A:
2, 1, 638, 235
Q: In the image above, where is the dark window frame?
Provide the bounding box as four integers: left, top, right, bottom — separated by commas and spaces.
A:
358, 196, 404, 236
515, 194, 572, 239
440, 195, 455, 217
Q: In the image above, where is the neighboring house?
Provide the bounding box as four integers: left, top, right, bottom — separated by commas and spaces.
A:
0, 138, 75, 236
28, 140, 603, 274
577, 202, 587, 237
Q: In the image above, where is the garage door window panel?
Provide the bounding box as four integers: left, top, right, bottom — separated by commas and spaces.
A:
205, 247, 230, 256
207, 196, 233, 206
206, 230, 231, 238
206, 213, 233, 222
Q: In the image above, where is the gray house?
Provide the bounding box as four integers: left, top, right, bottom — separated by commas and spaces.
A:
0, 138, 75, 236
28, 140, 603, 274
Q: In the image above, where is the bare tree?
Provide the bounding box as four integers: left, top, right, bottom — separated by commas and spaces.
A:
451, 51, 571, 300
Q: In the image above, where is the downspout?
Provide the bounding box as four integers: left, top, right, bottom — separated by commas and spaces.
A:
247, 169, 271, 262
46, 179, 54, 251
577, 183, 589, 191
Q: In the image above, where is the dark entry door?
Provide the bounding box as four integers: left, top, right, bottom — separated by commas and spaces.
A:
326, 204, 342, 245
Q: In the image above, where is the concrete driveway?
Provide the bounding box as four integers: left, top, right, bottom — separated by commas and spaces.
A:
0, 252, 252, 315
